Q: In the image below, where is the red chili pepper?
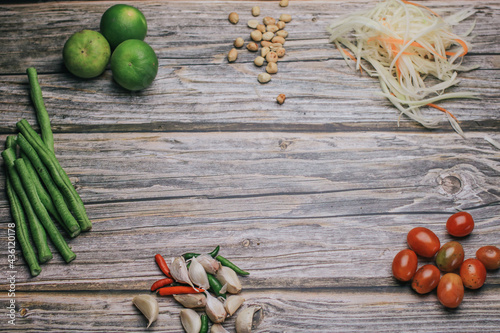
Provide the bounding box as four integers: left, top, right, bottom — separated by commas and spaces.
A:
155, 254, 172, 278
157, 286, 205, 296
151, 278, 174, 292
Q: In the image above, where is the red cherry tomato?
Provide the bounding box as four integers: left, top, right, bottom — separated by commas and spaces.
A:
411, 264, 441, 294
392, 249, 418, 282
446, 211, 474, 237
407, 227, 440, 258
476, 246, 500, 270
435, 241, 464, 272
437, 273, 464, 308
460, 258, 487, 289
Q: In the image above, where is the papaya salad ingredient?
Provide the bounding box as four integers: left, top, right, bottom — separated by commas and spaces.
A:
327, 0, 478, 136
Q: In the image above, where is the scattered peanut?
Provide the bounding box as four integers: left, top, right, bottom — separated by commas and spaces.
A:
262, 32, 274, 41
265, 51, 278, 63
279, 0, 289, 7
251, 30, 263, 42
228, 12, 239, 24
227, 48, 238, 62
272, 36, 285, 45
256, 24, 266, 33
279, 14, 292, 23
254, 56, 265, 67
276, 47, 286, 58
276, 30, 288, 38
276, 21, 286, 30
252, 6, 260, 17
266, 25, 279, 34
246, 42, 259, 52
258, 73, 271, 84
261, 41, 272, 48
277, 94, 286, 104
270, 43, 282, 52
261, 46, 270, 58
266, 62, 278, 74
234, 37, 244, 48
247, 20, 259, 29
263, 16, 276, 26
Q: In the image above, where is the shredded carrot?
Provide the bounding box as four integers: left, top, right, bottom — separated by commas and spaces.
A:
342, 48, 363, 73
454, 38, 468, 56
428, 103, 458, 121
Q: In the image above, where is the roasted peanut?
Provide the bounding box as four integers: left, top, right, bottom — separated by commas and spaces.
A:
276, 47, 286, 58
227, 48, 238, 62
258, 73, 271, 83
246, 42, 259, 52
251, 30, 263, 42
261, 46, 270, 58
266, 51, 278, 63
256, 24, 266, 33
270, 43, 282, 52
279, 14, 292, 23
276, 21, 286, 30
263, 16, 276, 26
247, 20, 259, 29
277, 94, 286, 104
234, 37, 244, 48
261, 41, 272, 47
276, 30, 288, 38
254, 56, 265, 67
252, 6, 260, 17
228, 12, 239, 24
266, 62, 278, 74
262, 32, 274, 41
279, 0, 289, 7
272, 36, 285, 45
267, 25, 279, 33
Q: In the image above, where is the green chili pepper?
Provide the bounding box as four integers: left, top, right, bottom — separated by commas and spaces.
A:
207, 273, 226, 299
2, 148, 52, 263
14, 158, 76, 263
199, 314, 209, 333
26, 67, 54, 153
216, 255, 249, 276
16, 134, 82, 237
183, 245, 220, 260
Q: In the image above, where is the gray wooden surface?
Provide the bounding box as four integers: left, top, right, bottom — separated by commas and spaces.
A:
0, 1, 499, 332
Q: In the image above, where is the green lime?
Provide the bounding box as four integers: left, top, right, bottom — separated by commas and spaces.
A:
110, 39, 158, 91
63, 30, 111, 79
100, 4, 147, 49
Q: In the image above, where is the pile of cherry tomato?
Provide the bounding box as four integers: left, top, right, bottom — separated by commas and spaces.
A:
392, 211, 500, 308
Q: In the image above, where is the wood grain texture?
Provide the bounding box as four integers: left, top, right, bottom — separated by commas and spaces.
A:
0, 1, 499, 332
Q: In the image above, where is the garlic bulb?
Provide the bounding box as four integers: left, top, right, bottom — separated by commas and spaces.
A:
170, 256, 196, 289
189, 257, 210, 290
197, 254, 221, 274
180, 309, 202, 333
224, 295, 245, 317
216, 266, 242, 294
211, 323, 230, 333
173, 293, 207, 308
132, 295, 159, 328
235, 306, 262, 333
204, 291, 227, 323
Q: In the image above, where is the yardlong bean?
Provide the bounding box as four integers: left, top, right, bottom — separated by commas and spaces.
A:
16, 124, 91, 231
14, 158, 76, 263
16, 134, 81, 238
26, 67, 54, 152
2, 148, 52, 263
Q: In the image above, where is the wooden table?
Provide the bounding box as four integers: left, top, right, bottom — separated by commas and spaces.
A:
1, 1, 499, 332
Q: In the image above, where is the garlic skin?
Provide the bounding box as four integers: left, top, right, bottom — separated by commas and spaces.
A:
180, 309, 202, 333
216, 266, 242, 294
189, 257, 210, 290
235, 306, 262, 333
224, 295, 245, 317
197, 254, 221, 275
211, 323, 230, 333
170, 256, 195, 289
204, 291, 227, 324
173, 293, 207, 308
132, 295, 159, 328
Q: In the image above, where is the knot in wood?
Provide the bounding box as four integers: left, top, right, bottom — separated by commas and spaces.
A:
439, 175, 462, 194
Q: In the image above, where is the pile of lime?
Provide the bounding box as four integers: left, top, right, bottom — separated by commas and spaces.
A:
62, 4, 158, 91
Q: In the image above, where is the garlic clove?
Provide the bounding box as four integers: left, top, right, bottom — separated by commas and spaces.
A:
235, 306, 262, 333
170, 256, 196, 289
132, 295, 159, 328
197, 254, 221, 275
180, 308, 202, 333
204, 291, 227, 323
211, 323, 230, 333
189, 257, 210, 289
173, 293, 207, 308
224, 295, 245, 317
216, 266, 242, 294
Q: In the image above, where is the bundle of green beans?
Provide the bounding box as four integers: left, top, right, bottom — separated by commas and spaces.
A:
2, 67, 91, 277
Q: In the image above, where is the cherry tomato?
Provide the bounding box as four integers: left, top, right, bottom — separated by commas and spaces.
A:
435, 241, 464, 272
476, 245, 500, 270
446, 211, 474, 237
392, 249, 418, 282
411, 264, 441, 294
460, 258, 487, 289
437, 273, 464, 308
407, 227, 440, 258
